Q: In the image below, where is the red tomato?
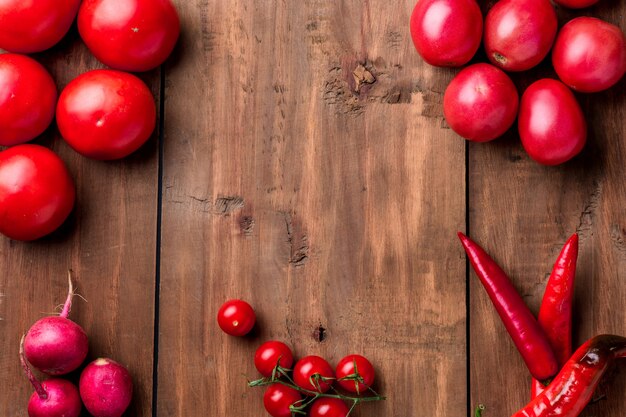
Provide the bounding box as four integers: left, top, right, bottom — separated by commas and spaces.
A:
552, 17, 626, 93
309, 398, 350, 417
518, 79, 586, 166
56, 70, 156, 160
217, 300, 256, 336
0, 0, 81, 53
0, 54, 57, 146
335, 354, 375, 394
0, 145, 75, 241
484, 0, 557, 71
254, 341, 294, 377
553, 0, 599, 8
263, 384, 302, 417
443, 63, 519, 142
293, 356, 334, 394
78, 0, 180, 72
409, 0, 483, 67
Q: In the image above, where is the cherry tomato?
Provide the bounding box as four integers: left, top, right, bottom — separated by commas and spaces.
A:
263, 384, 302, 417
409, 0, 483, 67
217, 300, 256, 336
56, 70, 156, 160
518, 79, 586, 166
484, 0, 557, 72
254, 341, 294, 377
78, 0, 180, 72
293, 356, 334, 394
0, 54, 57, 146
310, 398, 350, 417
0, 0, 81, 53
335, 354, 375, 394
0, 145, 75, 241
553, 0, 599, 8
443, 63, 519, 142
552, 17, 625, 93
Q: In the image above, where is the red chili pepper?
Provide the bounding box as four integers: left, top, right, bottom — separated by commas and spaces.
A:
458, 232, 558, 381
513, 334, 626, 417
531, 234, 579, 398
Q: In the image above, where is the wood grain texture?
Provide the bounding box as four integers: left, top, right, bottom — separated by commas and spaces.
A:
0, 33, 159, 416
158, 1, 466, 416
469, 3, 626, 416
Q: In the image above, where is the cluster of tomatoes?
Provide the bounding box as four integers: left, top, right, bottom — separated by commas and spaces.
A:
0, 0, 179, 241
410, 0, 625, 165
217, 300, 383, 417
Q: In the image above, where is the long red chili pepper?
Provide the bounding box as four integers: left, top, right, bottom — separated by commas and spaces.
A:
531, 234, 579, 398
512, 334, 626, 417
458, 232, 558, 381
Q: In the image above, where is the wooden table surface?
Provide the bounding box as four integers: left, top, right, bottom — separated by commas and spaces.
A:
1, 1, 625, 416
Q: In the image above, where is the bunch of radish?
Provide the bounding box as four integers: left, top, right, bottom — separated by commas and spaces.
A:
409, 0, 625, 166
20, 274, 133, 417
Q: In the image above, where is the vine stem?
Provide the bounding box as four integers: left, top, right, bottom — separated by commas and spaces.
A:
19, 335, 48, 400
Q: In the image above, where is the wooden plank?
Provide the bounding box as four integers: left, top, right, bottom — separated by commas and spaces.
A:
469, 4, 626, 417
159, 1, 466, 416
0, 33, 159, 416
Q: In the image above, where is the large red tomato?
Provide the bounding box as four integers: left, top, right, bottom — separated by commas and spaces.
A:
484, 0, 557, 72
410, 0, 483, 67
0, 54, 57, 146
443, 63, 519, 142
56, 70, 157, 160
78, 0, 180, 72
518, 79, 586, 166
0, 0, 81, 53
552, 17, 625, 93
0, 145, 75, 241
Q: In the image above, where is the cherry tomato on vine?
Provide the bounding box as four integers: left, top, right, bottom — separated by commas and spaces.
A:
217, 300, 256, 336
56, 70, 157, 160
335, 354, 375, 394
0, 145, 75, 241
293, 356, 334, 394
409, 0, 483, 67
518, 79, 586, 166
263, 384, 302, 417
443, 63, 519, 142
484, 0, 557, 72
0, 0, 81, 53
254, 341, 294, 377
310, 398, 350, 417
552, 17, 625, 93
78, 0, 180, 72
0, 54, 57, 146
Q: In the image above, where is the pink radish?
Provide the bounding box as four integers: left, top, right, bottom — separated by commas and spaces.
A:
24, 273, 89, 375
80, 358, 133, 417
20, 336, 82, 417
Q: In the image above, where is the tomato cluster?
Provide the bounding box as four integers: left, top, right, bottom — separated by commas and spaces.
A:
0, 0, 180, 241
410, 0, 625, 166
217, 300, 383, 417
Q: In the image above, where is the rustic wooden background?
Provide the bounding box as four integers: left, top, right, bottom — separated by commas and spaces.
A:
1, 1, 625, 416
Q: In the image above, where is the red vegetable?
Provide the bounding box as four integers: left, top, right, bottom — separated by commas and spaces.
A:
484, 0, 557, 72
20, 337, 82, 417
56, 69, 157, 160
24, 275, 88, 375
310, 397, 350, 417
263, 383, 302, 417
335, 354, 375, 394
513, 334, 626, 417
531, 234, 579, 398
458, 233, 558, 381
293, 355, 335, 394
217, 299, 256, 337
0, 54, 57, 146
553, 0, 599, 8
518, 79, 586, 166
443, 63, 519, 142
78, 0, 180, 72
254, 341, 294, 377
552, 17, 626, 93
0, 0, 81, 53
409, 0, 483, 67
79, 358, 133, 417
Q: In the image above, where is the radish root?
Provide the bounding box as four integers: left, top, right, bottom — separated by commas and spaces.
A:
19, 335, 48, 400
